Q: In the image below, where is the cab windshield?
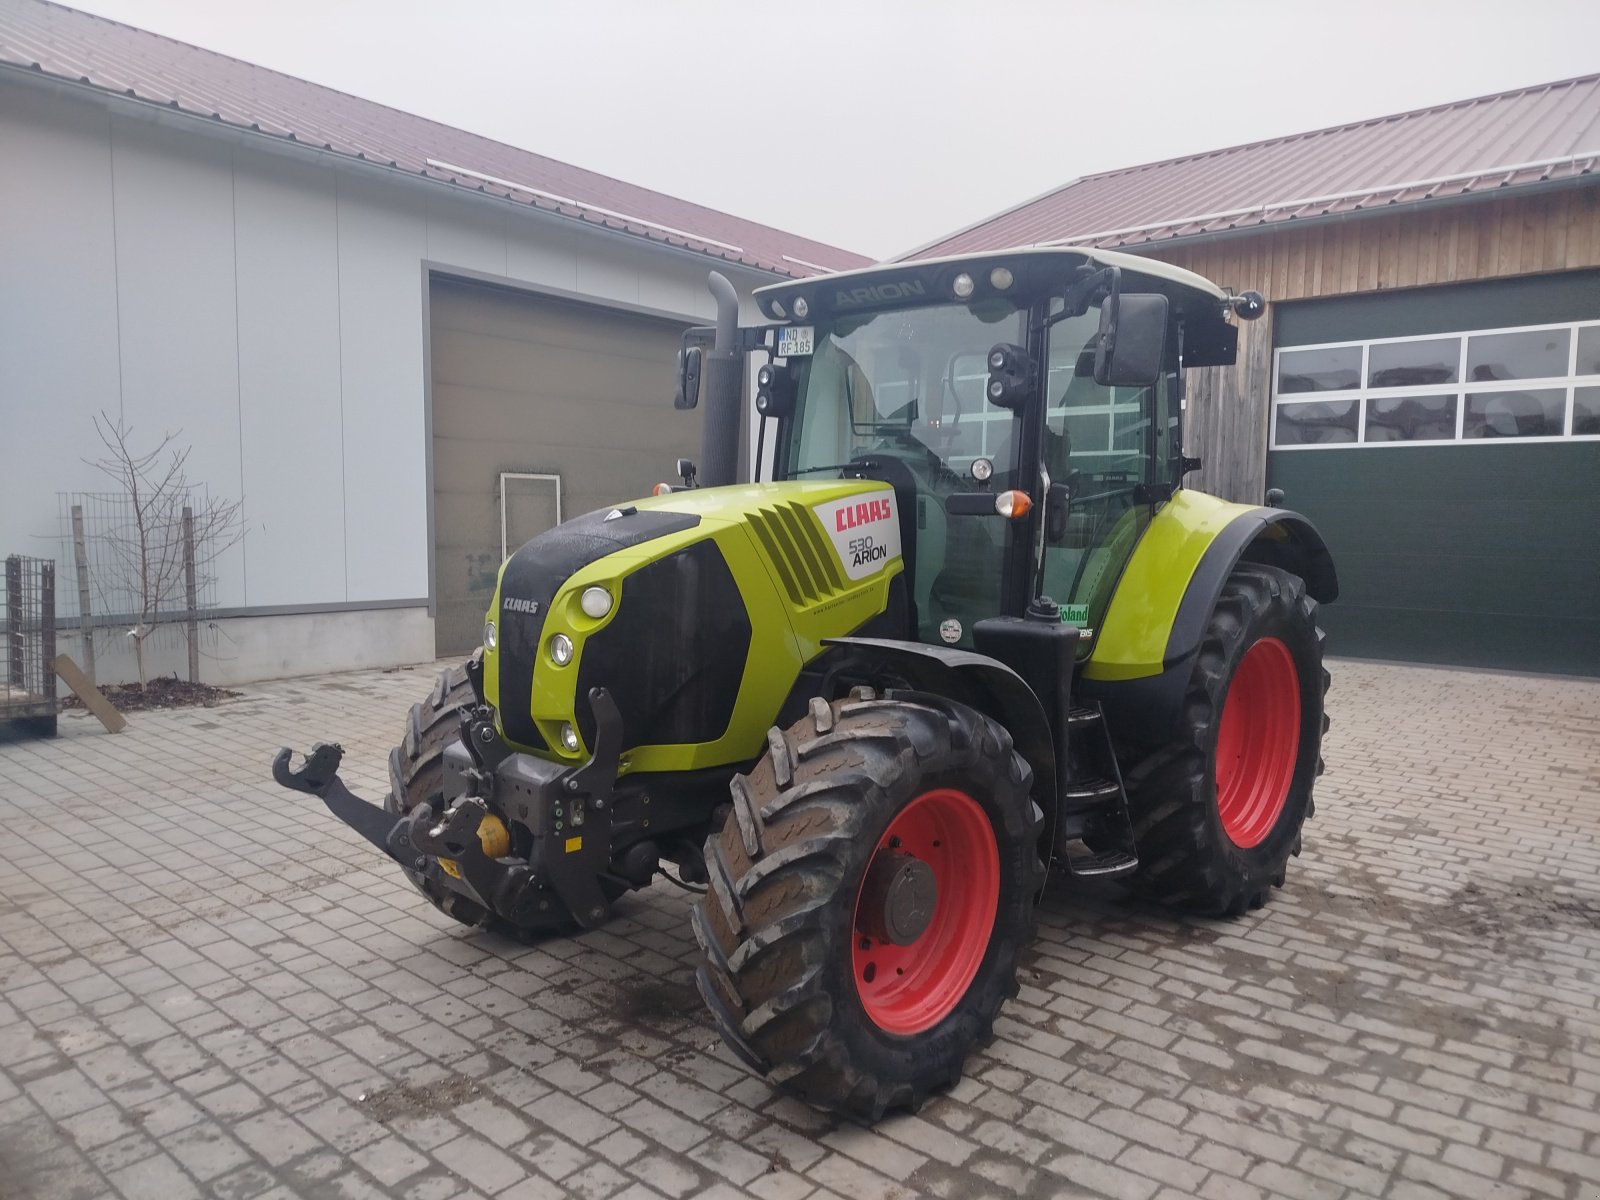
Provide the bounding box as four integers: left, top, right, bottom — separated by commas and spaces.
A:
783, 299, 1029, 484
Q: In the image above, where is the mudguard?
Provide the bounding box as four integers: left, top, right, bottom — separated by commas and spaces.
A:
822, 636, 1057, 821
1081, 490, 1337, 743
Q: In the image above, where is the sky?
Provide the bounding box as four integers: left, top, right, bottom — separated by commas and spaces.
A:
60, 0, 1600, 260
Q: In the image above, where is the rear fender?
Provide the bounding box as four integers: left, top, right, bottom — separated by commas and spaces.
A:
821, 636, 1056, 822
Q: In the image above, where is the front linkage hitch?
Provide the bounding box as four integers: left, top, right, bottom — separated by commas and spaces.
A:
272, 658, 627, 930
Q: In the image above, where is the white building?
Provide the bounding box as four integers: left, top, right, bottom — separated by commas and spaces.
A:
0, 1, 865, 683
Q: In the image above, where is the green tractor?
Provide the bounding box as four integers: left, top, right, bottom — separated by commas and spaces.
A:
274, 247, 1335, 1120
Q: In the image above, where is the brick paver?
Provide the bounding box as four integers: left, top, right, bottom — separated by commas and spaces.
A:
1, 658, 1597, 1200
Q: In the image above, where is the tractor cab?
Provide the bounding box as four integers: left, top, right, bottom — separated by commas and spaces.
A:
683, 248, 1259, 656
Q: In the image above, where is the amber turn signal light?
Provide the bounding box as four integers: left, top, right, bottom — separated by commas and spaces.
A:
995, 490, 1032, 519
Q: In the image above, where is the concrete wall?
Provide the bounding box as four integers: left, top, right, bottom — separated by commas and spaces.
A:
0, 77, 773, 682
55, 607, 438, 688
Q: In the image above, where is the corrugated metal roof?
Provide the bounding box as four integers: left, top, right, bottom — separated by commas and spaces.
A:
0, 0, 870, 279
908, 74, 1600, 260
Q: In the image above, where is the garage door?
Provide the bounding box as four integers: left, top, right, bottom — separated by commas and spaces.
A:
429, 276, 700, 657
1266, 269, 1600, 676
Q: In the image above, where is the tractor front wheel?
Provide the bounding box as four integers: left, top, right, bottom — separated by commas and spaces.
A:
387, 663, 502, 932
1122, 561, 1328, 915
693, 691, 1043, 1120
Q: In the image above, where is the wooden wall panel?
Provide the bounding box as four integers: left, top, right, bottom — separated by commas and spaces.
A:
1183, 309, 1273, 504
1149, 183, 1600, 303
1145, 183, 1600, 504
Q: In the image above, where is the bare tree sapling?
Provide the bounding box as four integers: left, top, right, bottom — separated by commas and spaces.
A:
86, 413, 244, 683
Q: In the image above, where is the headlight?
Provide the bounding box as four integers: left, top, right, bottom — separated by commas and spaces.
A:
559, 722, 580, 752
580, 587, 613, 619
482, 620, 497, 650
549, 633, 574, 666
970, 457, 994, 483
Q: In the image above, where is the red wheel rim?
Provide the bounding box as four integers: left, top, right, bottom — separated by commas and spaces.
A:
851, 788, 999, 1035
1214, 637, 1301, 849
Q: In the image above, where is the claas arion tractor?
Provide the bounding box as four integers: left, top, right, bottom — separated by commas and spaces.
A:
274, 248, 1335, 1119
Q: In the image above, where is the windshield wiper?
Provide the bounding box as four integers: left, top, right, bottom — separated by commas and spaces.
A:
787, 458, 879, 478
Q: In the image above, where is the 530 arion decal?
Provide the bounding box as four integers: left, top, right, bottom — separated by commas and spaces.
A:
813, 491, 903, 581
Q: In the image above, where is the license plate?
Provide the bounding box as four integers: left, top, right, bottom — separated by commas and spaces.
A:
777, 325, 814, 357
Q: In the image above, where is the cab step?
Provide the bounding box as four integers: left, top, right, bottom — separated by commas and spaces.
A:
1059, 840, 1139, 878
1061, 775, 1122, 809
1056, 700, 1140, 880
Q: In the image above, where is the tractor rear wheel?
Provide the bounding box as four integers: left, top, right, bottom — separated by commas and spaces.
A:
386, 663, 502, 931
1122, 562, 1328, 915
693, 690, 1043, 1120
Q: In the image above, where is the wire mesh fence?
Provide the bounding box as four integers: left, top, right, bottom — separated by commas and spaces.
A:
56, 490, 227, 680
2, 555, 58, 723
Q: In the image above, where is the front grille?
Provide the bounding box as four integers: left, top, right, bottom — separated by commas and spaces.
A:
746, 502, 846, 606
576, 540, 751, 752
496, 506, 701, 750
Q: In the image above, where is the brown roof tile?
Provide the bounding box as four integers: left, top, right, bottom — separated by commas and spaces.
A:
907, 74, 1600, 259
0, 0, 870, 278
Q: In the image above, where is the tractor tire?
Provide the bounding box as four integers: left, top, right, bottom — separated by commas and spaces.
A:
386, 663, 502, 931
1121, 562, 1329, 916
693, 690, 1044, 1121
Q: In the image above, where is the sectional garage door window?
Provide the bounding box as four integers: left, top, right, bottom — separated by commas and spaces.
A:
1272, 321, 1600, 447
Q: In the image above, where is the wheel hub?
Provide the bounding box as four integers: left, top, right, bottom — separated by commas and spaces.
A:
851, 787, 1001, 1035
1215, 636, 1301, 848
859, 852, 938, 946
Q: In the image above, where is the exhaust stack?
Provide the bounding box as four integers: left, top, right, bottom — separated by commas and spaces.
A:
698, 271, 743, 487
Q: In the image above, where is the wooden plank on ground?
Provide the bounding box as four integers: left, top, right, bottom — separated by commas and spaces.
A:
54, 654, 126, 733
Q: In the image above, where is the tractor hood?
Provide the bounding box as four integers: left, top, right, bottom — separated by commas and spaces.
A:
483, 479, 905, 775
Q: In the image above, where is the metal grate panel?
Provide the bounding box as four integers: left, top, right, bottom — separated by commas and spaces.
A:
2, 555, 58, 722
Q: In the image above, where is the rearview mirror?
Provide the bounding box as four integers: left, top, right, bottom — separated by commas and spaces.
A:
674, 345, 704, 410
1094, 292, 1168, 388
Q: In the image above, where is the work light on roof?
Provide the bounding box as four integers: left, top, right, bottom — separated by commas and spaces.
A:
989, 267, 1014, 290
770, 299, 786, 318
952, 273, 976, 299
792, 296, 810, 319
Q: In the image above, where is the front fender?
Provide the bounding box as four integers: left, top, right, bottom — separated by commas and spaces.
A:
823, 636, 1057, 822
1081, 490, 1336, 745
1086, 491, 1336, 684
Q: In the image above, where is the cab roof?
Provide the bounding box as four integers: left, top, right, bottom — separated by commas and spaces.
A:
752, 246, 1228, 324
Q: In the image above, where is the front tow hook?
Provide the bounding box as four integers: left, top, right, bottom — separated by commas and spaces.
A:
272, 742, 546, 923
272, 741, 411, 863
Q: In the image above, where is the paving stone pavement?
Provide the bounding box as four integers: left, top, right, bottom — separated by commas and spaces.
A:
1, 658, 1598, 1200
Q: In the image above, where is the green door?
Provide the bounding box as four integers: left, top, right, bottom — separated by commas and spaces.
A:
1266, 271, 1600, 677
